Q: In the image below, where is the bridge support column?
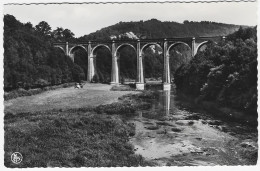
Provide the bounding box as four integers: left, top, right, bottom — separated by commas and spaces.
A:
87, 42, 95, 82
88, 54, 95, 82
66, 42, 75, 62
163, 39, 171, 90
111, 41, 119, 85
191, 37, 196, 57
136, 40, 145, 90
66, 42, 69, 56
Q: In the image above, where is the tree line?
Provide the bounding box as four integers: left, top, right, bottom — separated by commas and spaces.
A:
4, 14, 83, 91
174, 27, 257, 115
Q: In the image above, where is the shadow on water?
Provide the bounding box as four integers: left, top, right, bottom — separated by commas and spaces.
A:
126, 85, 258, 166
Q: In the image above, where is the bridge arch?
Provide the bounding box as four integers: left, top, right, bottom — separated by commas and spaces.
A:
54, 46, 65, 54
115, 43, 137, 84
195, 41, 209, 54
91, 44, 111, 55
115, 43, 136, 55
140, 43, 162, 55
90, 44, 112, 83
69, 45, 87, 55
140, 42, 163, 83
167, 42, 191, 55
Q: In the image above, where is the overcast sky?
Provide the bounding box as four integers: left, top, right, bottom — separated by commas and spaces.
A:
3, 1, 258, 37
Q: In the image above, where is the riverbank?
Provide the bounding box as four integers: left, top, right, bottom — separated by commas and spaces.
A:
4, 85, 158, 167
4, 83, 139, 114
175, 92, 258, 127
4, 82, 76, 101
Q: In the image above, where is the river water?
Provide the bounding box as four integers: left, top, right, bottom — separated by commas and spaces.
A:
127, 90, 258, 166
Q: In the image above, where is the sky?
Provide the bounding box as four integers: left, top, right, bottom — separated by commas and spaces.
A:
3, 1, 258, 37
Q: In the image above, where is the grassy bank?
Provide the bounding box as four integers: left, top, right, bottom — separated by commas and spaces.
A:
4, 82, 75, 101
4, 91, 157, 167
95, 90, 158, 115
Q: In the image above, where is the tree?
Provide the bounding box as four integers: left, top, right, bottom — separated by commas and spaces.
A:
35, 21, 52, 37
53, 27, 64, 41
4, 14, 22, 31
62, 29, 75, 40
183, 20, 189, 24
24, 22, 34, 30
52, 28, 75, 41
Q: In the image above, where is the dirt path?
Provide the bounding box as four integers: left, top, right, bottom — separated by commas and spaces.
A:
4, 83, 138, 114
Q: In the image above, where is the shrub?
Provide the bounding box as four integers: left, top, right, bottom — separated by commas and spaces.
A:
91, 74, 99, 83
110, 85, 135, 91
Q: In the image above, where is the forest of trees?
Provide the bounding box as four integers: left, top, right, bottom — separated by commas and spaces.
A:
4, 14, 243, 91
174, 27, 257, 115
4, 15, 83, 91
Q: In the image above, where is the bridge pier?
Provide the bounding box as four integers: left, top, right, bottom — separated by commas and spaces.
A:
191, 37, 196, 57
66, 42, 69, 56
111, 41, 119, 85
163, 39, 171, 90
88, 54, 95, 82
87, 43, 94, 82
136, 40, 145, 90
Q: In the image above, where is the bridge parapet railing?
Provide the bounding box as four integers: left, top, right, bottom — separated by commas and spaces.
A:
52, 36, 224, 45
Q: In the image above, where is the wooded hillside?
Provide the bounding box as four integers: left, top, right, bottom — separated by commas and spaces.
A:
174, 27, 257, 115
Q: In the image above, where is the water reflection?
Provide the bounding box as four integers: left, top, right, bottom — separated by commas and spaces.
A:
160, 90, 171, 116
130, 88, 257, 166
137, 110, 142, 118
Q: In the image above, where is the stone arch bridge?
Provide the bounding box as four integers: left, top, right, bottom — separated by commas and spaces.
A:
53, 36, 225, 90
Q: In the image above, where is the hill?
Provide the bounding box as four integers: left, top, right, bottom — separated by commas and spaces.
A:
78, 19, 242, 41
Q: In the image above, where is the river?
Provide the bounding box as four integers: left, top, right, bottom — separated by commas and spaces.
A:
126, 90, 258, 166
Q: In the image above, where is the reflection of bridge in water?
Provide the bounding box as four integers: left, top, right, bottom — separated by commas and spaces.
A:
53, 36, 225, 90
162, 90, 171, 116
138, 90, 172, 118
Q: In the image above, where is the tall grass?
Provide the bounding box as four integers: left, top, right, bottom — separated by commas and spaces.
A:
4, 91, 158, 167
4, 110, 149, 167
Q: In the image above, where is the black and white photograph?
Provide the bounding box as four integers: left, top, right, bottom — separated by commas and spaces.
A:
1, 0, 259, 168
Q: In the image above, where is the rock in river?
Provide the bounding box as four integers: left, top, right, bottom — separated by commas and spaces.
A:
145, 125, 159, 130
176, 120, 195, 126
171, 127, 183, 132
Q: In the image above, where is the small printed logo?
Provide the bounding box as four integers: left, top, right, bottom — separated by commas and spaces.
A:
11, 152, 23, 164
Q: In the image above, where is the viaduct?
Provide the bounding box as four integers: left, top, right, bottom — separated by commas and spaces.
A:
53, 36, 225, 90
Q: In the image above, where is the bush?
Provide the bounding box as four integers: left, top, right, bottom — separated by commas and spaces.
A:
110, 85, 135, 91
91, 74, 99, 83
95, 103, 136, 115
